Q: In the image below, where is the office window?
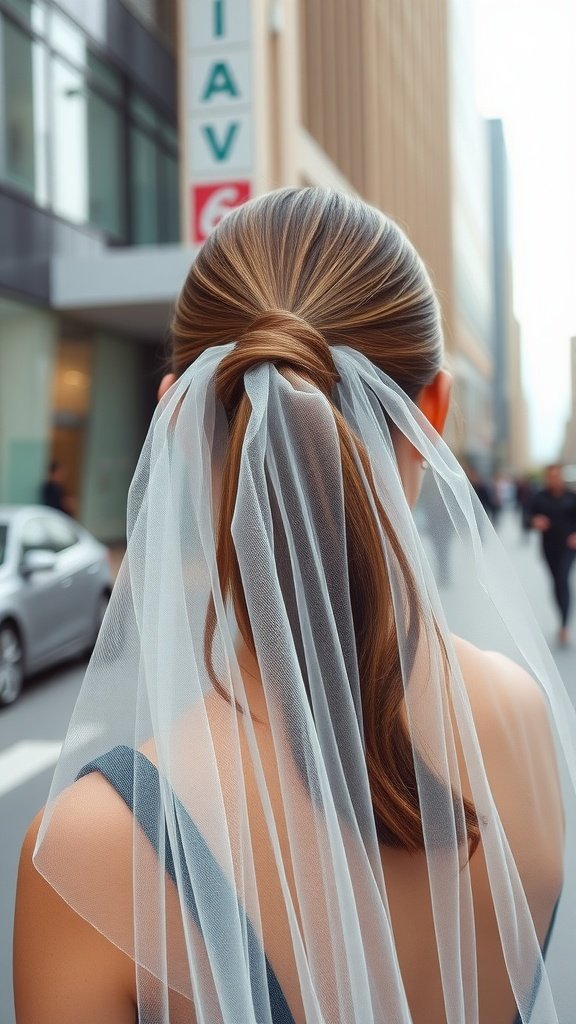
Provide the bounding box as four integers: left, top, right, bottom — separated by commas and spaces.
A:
0, 2, 178, 241
49, 7, 85, 65
2, 0, 45, 29
130, 126, 159, 244
87, 90, 124, 237
87, 51, 122, 100
51, 55, 124, 237
51, 56, 88, 222
160, 148, 180, 242
1, 18, 47, 200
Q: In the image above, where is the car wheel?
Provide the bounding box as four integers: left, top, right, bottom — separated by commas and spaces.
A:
0, 623, 24, 707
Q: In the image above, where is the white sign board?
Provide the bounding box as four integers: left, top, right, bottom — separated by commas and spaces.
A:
183, 0, 254, 242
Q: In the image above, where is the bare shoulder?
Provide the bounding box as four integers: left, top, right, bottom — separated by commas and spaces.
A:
451, 634, 552, 732
33, 767, 135, 877
451, 634, 564, 878
14, 775, 136, 1024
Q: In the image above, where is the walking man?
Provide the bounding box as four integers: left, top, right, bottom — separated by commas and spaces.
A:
40, 461, 75, 517
531, 464, 576, 644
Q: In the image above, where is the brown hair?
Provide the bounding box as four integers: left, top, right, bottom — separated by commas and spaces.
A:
171, 187, 479, 854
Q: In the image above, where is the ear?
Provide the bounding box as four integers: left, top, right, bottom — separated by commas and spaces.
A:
417, 369, 452, 437
158, 373, 177, 403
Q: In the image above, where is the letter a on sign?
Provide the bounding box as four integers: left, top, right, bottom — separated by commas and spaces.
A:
193, 181, 252, 243
202, 62, 240, 101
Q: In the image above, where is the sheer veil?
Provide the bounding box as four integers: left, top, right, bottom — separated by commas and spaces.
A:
33, 195, 576, 1024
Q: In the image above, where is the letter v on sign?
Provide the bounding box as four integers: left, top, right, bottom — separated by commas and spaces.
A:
202, 122, 239, 162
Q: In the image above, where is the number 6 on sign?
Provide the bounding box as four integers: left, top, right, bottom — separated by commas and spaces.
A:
193, 181, 252, 243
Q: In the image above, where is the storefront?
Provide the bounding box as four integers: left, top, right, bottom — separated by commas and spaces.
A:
0, 0, 181, 540
0, 296, 161, 540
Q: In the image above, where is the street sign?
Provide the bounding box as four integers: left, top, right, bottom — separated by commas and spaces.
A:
192, 180, 252, 243
182, 0, 254, 243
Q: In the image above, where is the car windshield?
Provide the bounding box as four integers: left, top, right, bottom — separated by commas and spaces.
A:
0, 524, 7, 566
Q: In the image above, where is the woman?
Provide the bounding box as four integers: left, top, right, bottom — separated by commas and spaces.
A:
14, 189, 573, 1023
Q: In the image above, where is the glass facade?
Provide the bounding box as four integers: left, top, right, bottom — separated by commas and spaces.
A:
0, 0, 180, 244
130, 126, 160, 244
121, 0, 176, 52
129, 93, 181, 244
1, 16, 48, 202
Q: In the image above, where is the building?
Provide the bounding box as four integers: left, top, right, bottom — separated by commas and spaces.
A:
561, 337, 576, 466
0, 0, 496, 538
487, 119, 512, 470
0, 0, 183, 538
507, 317, 531, 473
486, 118, 531, 473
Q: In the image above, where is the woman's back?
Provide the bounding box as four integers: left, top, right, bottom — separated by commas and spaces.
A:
17, 636, 562, 1024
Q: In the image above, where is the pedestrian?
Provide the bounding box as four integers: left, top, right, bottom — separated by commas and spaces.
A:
14, 189, 574, 1023
39, 461, 75, 516
467, 466, 496, 525
515, 475, 535, 538
531, 463, 576, 645
492, 471, 514, 527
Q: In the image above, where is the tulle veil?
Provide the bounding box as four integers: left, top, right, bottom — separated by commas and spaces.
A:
33, 340, 576, 1023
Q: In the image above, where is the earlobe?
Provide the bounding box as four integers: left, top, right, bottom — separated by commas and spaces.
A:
158, 373, 177, 403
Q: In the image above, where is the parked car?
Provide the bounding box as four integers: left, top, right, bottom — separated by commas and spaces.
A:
0, 506, 113, 707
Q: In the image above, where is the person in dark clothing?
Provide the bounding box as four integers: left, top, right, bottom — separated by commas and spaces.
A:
40, 461, 74, 516
468, 467, 496, 523
515, 476, 535, 539
531, 463, 576, 644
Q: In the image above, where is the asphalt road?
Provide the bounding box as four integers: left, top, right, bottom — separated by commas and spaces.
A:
1, 514, 575, 1023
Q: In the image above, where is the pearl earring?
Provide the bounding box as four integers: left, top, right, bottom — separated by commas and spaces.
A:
421, 459, 429, 470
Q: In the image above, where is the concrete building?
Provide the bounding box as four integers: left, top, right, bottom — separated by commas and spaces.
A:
507, 317, 531, 473
486, 118, 531, 473
487, 119, 512, 469
0, 0, 180, 538
0, 0, 496, 538
561, 337, 576, 466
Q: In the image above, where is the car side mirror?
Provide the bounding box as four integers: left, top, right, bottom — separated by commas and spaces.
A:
20, 549, 56, 577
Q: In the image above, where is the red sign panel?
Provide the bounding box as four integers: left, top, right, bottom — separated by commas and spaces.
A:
192, 180, 252, 243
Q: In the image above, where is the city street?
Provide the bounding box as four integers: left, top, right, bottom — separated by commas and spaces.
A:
1, 515, 575, 1023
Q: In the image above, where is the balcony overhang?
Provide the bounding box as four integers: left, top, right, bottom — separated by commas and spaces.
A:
51, 244, 199, 342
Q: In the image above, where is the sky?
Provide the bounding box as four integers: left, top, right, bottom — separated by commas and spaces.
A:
473, 0, 576, 462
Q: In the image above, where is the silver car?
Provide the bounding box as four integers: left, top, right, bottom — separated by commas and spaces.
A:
0, 506, 113, 706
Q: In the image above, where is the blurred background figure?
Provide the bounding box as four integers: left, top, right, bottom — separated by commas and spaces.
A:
468, 466, 497, 523
39, 461, 75, 517
515, 474, 536, 539
488, 471, 513, 529
531, 464, 576, 645
419, 471, 453, 587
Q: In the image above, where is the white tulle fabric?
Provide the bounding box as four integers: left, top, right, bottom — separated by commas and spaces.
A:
35, 345, 576, 1023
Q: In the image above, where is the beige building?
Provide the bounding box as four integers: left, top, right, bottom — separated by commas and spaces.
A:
507, 317, 531, 473
561, 337, 576, 465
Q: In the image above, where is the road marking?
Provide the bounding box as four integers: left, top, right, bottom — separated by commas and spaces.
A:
0, 741, 62, 798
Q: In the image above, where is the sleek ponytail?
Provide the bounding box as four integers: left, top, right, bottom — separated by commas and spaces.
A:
172, 187, 479, 854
